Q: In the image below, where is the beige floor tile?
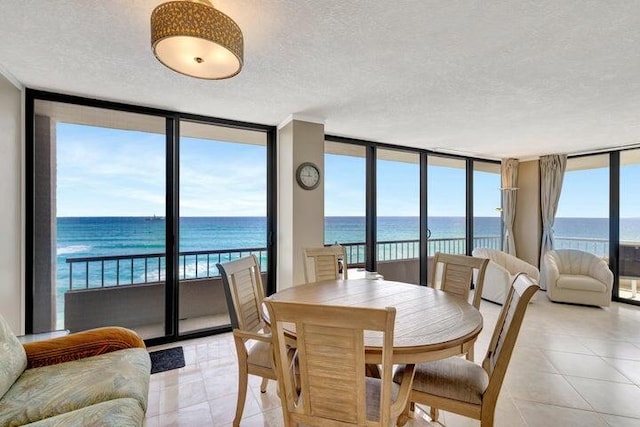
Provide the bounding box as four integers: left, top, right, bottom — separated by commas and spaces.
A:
504, 371, 592, 410
202, 369, 239, 400
543, 350, 631, 383
508, 347, 559, 375
143, 416, 160, 427
602, 357, 640, 385
579, 338, 640, 360
210, 391, 263, 426
250, 380, 282, 411
232, 407, 284, 427
159, 379, 208, 414
158, 401, 213, 427
517, 332, 595, 355
514, 399, 607, 427
145, 296, 640, 426
493, 394, 527, 427
600, 413, 640, 427
565, 376, 640, 418
146, 390, 161, 417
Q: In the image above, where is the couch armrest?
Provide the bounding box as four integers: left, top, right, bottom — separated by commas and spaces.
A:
23, 326, 145, 369
485, 261, 511, 287
542, 253, 560, 290
511, 258, 540, 281
589, 259, 614, 289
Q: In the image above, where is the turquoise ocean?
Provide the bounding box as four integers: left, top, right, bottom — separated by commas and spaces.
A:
54, 216, 640, 325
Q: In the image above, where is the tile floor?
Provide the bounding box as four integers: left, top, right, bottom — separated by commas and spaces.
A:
145, 292, 640, 426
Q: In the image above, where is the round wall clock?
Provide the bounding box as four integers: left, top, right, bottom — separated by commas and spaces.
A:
296, 162, 321, 190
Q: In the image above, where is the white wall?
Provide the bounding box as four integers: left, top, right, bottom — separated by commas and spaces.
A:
277, 119, 325, 289
515, 160, 541, 267
0, 73, 23, 334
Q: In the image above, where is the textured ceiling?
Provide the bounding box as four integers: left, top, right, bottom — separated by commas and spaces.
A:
1, 0, 640, 159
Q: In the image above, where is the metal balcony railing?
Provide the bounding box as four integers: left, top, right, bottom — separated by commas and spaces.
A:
65, 247, 268, 290
65, 236, 503, 290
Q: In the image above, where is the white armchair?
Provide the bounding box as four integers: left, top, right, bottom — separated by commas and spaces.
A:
472, 248, 540, 305
543, 249, 613, 307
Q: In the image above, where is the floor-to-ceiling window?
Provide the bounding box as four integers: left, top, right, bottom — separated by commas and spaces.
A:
324, 141, 366, 268
27, 91, 275, 342
325, 137, 499, 286
376, 149, 420, 283
32, 100, 168, 339
555, 155, 610, 258
473, 161, 502, 251
427, 156, 467, 256
619, 149, 640, 302
178, 120, 269, 335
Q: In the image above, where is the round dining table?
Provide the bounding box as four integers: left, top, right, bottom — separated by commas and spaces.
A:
267, 278, 483, 364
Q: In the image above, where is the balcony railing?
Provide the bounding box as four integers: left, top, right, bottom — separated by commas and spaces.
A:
66, 247, 268, 290
65, 236, 502, 290
554, 237, 609, 258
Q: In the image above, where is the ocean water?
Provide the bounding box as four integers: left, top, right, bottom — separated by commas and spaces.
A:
54, 216, 640, 325
57, 215, 640, 284
56, 216, 502, 283
55, 216, 499, 296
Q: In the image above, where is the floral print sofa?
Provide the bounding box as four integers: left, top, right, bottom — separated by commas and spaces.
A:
0, 314, 150, 426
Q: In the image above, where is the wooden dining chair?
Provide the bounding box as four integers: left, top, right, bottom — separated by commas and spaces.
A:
264, 299, 416, 427
430, 252, 489, 361
396, 273, 539, 427
217, 255, 276, 427
302, 245, 348, 283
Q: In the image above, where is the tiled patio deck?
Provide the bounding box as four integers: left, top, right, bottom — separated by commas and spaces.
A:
146, 291, 640, 426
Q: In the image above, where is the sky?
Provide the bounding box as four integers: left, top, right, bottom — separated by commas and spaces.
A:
57, 123, 639, 218
557, 164, 640, 218
56, 123, 267, 217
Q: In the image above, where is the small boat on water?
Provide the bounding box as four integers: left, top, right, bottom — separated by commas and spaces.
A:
145, 214, 164, 221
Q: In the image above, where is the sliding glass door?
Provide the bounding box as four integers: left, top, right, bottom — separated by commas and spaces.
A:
324, 141, 366, 268
178, 120, 269, 334
376, 148, 420, 283
555, 155, 610, 258
32, 100, 167, 339
618, 149, 640, 302
427, 156, 467, 256
28, 91, 275, 342
473, 161, 502, 251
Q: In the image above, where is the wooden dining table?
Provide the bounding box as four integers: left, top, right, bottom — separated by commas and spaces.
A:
267, 278, 483, 364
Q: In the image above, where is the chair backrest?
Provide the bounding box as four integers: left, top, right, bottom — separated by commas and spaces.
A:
430, 252, 489, 309
265, 299, 396, 426
546, 249, 603, 275
303, 245, 348, 283
481, 273, 539, 408
217, 255, 266, 332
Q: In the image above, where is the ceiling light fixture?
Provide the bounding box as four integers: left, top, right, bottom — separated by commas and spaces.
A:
151, 0, 243, 79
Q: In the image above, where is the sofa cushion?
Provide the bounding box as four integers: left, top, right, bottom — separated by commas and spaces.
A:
23, 398, 144, 427
557, 274, 606, 293
0, 348, 150, 427
0, 313, 27, 401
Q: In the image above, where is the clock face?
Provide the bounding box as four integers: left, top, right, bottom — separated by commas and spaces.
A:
296, 162, 320, 190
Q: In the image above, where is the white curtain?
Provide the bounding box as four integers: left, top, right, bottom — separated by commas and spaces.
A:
501, 158, 519, 256
539, 154, 567, 289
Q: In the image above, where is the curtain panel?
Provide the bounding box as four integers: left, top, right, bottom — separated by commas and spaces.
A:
539, 154, 567, 289
501, 158, 519, 256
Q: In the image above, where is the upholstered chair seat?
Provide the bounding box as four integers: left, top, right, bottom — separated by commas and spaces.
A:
394, 357, 489, 405
246, 340, 272, 369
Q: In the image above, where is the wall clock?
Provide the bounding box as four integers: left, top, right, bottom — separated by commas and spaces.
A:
296, 162, 320, 190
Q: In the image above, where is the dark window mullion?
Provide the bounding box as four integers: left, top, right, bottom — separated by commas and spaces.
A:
165, 117, 179, 338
